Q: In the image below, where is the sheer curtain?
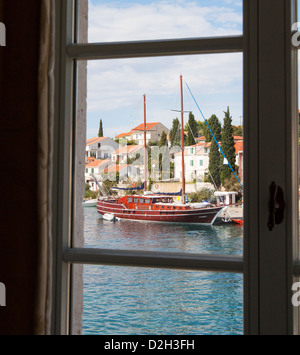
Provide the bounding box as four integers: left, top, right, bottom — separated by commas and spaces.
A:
35, 0, 55, 335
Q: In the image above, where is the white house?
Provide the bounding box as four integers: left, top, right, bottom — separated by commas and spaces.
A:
86, 137, 119, 160
111, 145, 144, 165
116, 122, 170, 145
85, 159, 113, 191
174, 142, 210, 182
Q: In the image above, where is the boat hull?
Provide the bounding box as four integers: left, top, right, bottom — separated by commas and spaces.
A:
97, 199, 224, 226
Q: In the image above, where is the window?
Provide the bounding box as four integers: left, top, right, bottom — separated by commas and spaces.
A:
190, 160, 194, 167
53, 0, 300, 335
199, 160, 203, 167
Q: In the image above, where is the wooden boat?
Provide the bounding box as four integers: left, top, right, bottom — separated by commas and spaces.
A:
97, 76, 224, 225
97, 195, 224, 225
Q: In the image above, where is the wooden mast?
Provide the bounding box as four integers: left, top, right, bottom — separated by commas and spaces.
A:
180, 75, 186, 203
143, 94, 147, 191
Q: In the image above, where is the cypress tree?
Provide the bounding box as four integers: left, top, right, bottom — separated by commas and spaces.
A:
203, 114, 222, 142
220, 107, 236, 185
169, 118, 180, 147
186, 112, 198, 146
159, 130, 168, 148
98, 119, 103, 137
208, 139, 221, 188
205, 114, 222, 188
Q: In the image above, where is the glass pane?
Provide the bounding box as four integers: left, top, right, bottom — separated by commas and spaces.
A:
82, 265, 243, 335
79, 0, 243, 43
78, 53, 243, 255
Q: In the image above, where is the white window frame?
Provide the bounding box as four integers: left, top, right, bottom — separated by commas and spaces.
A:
52, 0, 300, 335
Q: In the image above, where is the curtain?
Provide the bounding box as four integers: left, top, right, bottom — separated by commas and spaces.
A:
35, 0, 55, 335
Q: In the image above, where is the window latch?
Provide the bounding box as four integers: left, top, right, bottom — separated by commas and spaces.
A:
267, 181, 285, 231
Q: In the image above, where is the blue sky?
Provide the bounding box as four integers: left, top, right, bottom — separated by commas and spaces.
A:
85, 0, 243, 139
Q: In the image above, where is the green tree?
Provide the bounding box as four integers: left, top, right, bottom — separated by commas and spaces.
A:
220, 107, 236, 185
197, 121, 206, 137
159, 130, 168, 148
203, 114, 222, 142
233, 125, 243, 137
186, 112, 198, 146
169, 118, 181, 147
98, 119, 103, 137
208, 139, 221, 188
158, 131, 168, 180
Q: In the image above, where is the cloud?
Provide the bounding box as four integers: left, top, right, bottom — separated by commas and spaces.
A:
88, 0, 242, 43
86, 0, 243, 137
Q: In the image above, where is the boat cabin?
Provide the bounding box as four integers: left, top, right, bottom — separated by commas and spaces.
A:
118, 195, 189, 211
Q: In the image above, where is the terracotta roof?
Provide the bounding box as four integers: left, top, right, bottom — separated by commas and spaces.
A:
113, 145, 143, 155
235, 141, 243, 154
104, 164, 129, 173
86, 159, 111, 168
86, 137, 108, 146
132, 122, 159, 131
115, 131, 132, 139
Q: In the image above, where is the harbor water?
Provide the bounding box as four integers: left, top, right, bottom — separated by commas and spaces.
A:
82, 207, 243, 335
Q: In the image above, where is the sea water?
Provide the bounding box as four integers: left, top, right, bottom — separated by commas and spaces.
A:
82, 207, 243, 335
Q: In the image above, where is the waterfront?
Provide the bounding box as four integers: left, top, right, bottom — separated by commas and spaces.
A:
83, 207, 243, 335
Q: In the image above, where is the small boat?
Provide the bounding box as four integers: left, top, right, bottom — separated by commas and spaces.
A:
232, 218, 243, 225
103, 213, 116, 222
82, 199, 97, 207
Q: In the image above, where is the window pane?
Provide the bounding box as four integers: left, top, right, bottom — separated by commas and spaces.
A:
82, 265, 243, 335
79, 0, 243, 43
79, 53, 244, 255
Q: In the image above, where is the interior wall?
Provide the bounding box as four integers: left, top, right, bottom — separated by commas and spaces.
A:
0, 0, 40, 334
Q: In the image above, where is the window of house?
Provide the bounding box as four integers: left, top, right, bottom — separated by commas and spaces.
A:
52, 0, 300, 336
199, 160, 203, 167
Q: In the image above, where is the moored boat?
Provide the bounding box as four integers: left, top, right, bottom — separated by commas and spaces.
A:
82, 199, 97, 207
97, 194, 224, 225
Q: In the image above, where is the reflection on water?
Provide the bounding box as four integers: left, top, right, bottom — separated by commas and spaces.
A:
83, 207, 243, 335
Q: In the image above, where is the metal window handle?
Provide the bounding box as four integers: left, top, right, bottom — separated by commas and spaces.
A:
267, 181, 285, 231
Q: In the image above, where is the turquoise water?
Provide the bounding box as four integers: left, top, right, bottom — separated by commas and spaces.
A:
83, 207, 243, 335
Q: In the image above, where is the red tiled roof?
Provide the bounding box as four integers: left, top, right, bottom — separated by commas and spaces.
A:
132, 122, 159, 131
235, 141, 243, 154
86, 159, 110, 168
104, 164, 129, 173
113, 145, 143, 155
115, 131, 132, 139
86, 137, 108, 146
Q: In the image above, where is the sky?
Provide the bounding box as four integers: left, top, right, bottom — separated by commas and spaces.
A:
84, 1, 244, 139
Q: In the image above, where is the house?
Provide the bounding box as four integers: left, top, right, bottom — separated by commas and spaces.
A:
85, 159, 113, 191
131, 122, 169, 145
115, 131, 132, 141
104, 163, 140, 182
174, 142, 211, 182
174, 137, 244, 183
86, 137, 119, 160
111, 144, 144, 165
